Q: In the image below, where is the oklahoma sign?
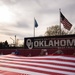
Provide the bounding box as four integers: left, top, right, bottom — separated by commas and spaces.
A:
24, 35, 75, 49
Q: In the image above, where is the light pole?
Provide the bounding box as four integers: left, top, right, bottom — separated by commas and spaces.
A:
15, 35, 16, 47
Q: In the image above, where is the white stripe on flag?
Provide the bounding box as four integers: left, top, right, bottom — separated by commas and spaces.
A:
0, 67, 46, 75
0, 55, 75, 75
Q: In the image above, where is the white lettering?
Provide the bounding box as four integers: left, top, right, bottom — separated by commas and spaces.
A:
34, 41, 38, 47
27, 38, 75, 49
39, 41, 44, 47
54, 40, 60, 46
67, 39, 75, 46
44, 41, 49, 47
49, 40, 54, 46
60, 40, 66, 46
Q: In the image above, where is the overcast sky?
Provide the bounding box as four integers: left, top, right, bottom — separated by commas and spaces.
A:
0, 0, 75, 44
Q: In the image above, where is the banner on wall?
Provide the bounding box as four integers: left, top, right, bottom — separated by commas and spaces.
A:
24, 35, 75, 49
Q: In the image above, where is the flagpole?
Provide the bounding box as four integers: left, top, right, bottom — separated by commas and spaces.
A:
59, 9, 61, 35
58, 9, 61, 50
34, 18, 35, 37
34, 18, 38, 37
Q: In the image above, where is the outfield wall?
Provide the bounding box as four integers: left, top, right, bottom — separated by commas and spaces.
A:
0, 48, 75, 56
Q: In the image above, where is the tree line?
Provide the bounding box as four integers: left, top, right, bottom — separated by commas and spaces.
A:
45, 25, 75, 36
0, 40, 9, 49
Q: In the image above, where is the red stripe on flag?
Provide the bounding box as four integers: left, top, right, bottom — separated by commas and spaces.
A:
0, 55, 75, 75
60, 12, 72, 30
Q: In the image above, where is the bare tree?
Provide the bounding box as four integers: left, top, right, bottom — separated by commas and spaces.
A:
45, 25, 68, 36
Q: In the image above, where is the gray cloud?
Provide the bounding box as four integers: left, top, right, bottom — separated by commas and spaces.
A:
0, 27, 24, 39
16, 21, 29, 28
0, 0, 75, 42
1, 0, 20, 5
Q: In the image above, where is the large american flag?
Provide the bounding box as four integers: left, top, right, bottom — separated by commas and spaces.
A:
0, 54, 75, 75
60, 12, 72, 30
